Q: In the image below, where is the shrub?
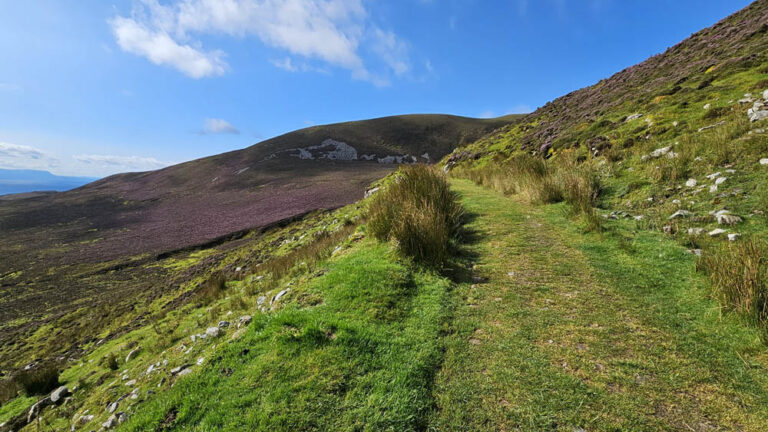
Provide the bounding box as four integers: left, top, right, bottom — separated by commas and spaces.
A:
195, 272, 227, 305
369, 165, 463, 266
14, 363, 60, 396
0, 378, 20, 404
105, 353, 119, 371
698, 239, 768, 338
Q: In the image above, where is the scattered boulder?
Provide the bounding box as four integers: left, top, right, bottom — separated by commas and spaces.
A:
125, 348, 140, 363
124, 379, 136, 387
709, 185, 718, 193
205, 327, 221, 338
625, 113, 643, 122
717, 214, 742, 225
668, 210, 691, 220
257, 296, 267, 306
688, 228, 705, 236
715, 177, 727, 185
685, 178, 698, 187
703, 103, 711, 110
27, 398, 52, 423
728, 233, 741, 242
49, 386, 70, 403
103, 414, 117, 429
177, 368, 193, 377
117, 412, 128, 424
364, 187, 380, 198
107, 401, 119, 414
706, 172, 722, 180
709, 228, 727, 237
271, 288, 291, 305
237, 315, 252, 328
218, 320, 231, 328
760, 158, 768, 165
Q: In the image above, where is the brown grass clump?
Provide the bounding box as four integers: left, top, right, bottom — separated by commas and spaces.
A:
195, 272, 227, 305
698, 238, 768, 338
12, 362, 61, 396
369, 165, 463, 266
255, 224, 357, 282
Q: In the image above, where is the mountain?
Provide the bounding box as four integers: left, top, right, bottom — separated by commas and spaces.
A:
0, 113, 517, 372
0, 169, 96, 196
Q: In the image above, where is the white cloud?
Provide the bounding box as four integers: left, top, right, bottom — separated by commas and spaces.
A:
0, 142, 58, 170
203, 118, 240, 134
73, 154, 169, 172
109, 0, 411, 84
110, 15, 227, 78
270, 57, 329, 74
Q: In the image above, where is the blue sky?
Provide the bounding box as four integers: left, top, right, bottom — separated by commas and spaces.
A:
0, 0, 753, 176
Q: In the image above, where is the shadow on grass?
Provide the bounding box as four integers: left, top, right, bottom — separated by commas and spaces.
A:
442, 210, 482, 284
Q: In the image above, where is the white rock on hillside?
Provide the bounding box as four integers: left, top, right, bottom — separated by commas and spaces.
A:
688, 228, 705, 236
205, 327, 220, 338
685, 178, 697, 187
709, 228, 727, 237
760, 158, 768, 165
728, 233, 741, 242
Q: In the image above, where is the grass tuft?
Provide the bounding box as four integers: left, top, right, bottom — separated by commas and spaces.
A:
369, 165, 463, 266
698, 238, 768, 338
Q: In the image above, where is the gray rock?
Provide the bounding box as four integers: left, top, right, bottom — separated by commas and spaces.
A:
625, 113, 643, 122
706, 172, 722, 180
218, 320, 231, 328
117, 412, 128, 424
205, 326, 221, 338
107, 401, 119, 413
717, 214, 742, 225
257, 296, 267, 306
238, 315, 252, 328
685, 178, 697, 187
760, 158, 768, 165
125, 348, 140, 363
103, 414, 117, 429
649, 146, 671, 158
715, 176, 727, 185
78, 414, 94, 424
750, 110, 768, 122
271, 288, 290, 305
124, 379, 136, 387
177, 368, 193, 377
27, 398, 52, 423
728, 233, 741, 242
668, 210, 691, 220
703, 103, 711, 110
50, 386, 70, 403
688, 228, 705, 236
709, 228, 727, 237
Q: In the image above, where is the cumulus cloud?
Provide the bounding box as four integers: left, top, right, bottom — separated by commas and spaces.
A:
109, 0, 411, 84
202, 118, 240, 134
0, 142, 58, 170
110, 15, 227, 78
73, 154, 169, 171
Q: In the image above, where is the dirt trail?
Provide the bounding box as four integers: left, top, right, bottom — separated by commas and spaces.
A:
429, 179, 768, 431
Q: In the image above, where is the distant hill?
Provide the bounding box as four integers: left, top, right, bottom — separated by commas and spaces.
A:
0, 168, 96, 196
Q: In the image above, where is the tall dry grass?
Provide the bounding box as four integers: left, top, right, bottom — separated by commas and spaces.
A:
453, 153, 602, 230
698, 238, 768, 338
369, 165, 463, 266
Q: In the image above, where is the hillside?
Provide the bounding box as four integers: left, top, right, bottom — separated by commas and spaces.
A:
0, 114, 515, 374
5, 2, 768, 432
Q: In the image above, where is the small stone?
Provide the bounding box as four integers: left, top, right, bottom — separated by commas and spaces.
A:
107, 401, 119, 413
668, 210, 691, 220
703, 103, 711, 110
117, 412, 128, 424
717, 214, 742, 225
124, 379, 137, 387
688, 228, 705, 236
103, 415, 117, 429
50, 386, 70, 403
125, 348, 140, 363
760, 158, 768, 165
706, 172, 722, 180
170, 366, 184, 375
271, 288, 291, 305
218, 320, 231, 328
663, 225, 674, 234
710, 185, 718, 193
197, 357, 205, 366
715, 177, 727, 185
634, 215, 644, 221
238, 315, 252, 328
146, 363, 156, 374
709, 228, 727, 237
685, 178, 697, 187
625, 113, 643, 122
206, 327, 221, 338
728, 233, 741, 242
257, 296, 267, 306
177, 368, 193, 377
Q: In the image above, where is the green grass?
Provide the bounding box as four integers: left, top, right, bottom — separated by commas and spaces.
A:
430, 179, 768, 431
119, 241, 452, 431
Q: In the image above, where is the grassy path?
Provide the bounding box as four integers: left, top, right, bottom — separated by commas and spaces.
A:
430, 179, 768, 431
